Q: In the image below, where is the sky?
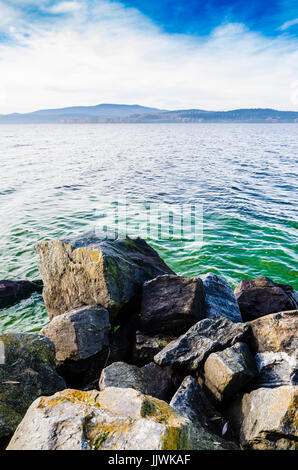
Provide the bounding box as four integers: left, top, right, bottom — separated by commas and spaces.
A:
0, 0, 298, 113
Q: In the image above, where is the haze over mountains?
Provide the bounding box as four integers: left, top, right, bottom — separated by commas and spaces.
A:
0, 103, 298, 123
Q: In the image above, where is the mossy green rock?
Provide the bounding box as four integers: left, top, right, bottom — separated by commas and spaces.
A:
7, 387, 195, 450
7, 386, 235, 450
0, 333, 66, 448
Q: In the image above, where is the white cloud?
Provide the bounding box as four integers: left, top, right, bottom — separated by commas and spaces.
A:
279, 18, 298, 31
46, 1, 83, 14
0, 0, 298, 113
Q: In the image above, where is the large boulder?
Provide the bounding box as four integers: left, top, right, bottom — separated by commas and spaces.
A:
140, 274, 205, 335
0, 279, 43, 309
133, 330, 176, 366
7, 387, 198, 450
41, 305, 110, 363
0, 333, 65, 448
170, 376, 236, 443
248, 310, 298, 355
203, 342, 257, 402
35, 233, 174, 322
154, 317, 249, 371
99, 361, 173, 401
235, 277, 298, 321
228, 386, 298, 450
198, 273, 242, 323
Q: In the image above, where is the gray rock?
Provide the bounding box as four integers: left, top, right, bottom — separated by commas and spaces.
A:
35, 233, 174, 321
41, 305, 110, 363
198, 272, 242, 323
170, 376, 235, 442
254, 352, 298, 388
99, 361, 173, 401
154, 317, 249, 371
235, 276, 298, 321
249, 310, 298, 355
203, 342, 257, 402
0, 333, 65, 448
133, 330, 176, 366
99, 362, 144, 392
140, 274, 205, 335
229, 386, 298, 450
7, 387, 198, 450
0, 279, 43, 309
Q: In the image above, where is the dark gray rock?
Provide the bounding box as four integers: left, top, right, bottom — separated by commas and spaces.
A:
235, 276, 298, 321
141, 362, 173, 401
99, 361, 173, 401
203, 342, 257, 402
99, 361, 144, 391
108, 314, 140, 365
154, 317, 249, 371
140, 274, 205, 335
35, 233, 174, 322
0, 279, 43, 309
133, 330, 176, 366
170, 376, 232, 438
198, 272, 242, 323
0, 333, 65, 448
170, 376, 238, 449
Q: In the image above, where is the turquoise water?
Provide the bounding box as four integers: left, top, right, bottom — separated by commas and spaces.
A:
0, 123, 297, 332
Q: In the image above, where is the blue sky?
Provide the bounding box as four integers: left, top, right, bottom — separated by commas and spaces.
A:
0, 0, 298, 112
114, 0, 298, 37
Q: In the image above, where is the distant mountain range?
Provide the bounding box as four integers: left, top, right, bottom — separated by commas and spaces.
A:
0, 104, 298, 123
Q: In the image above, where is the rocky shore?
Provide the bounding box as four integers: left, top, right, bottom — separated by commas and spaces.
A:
0, 232, 297, 450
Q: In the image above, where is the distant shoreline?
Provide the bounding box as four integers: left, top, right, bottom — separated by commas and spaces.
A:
1, 104, 298, 124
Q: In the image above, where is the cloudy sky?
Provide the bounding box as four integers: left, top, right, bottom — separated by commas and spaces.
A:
0, 0, 298, 113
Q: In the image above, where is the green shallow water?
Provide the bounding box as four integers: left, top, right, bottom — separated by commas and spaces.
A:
0, 123, 297, 332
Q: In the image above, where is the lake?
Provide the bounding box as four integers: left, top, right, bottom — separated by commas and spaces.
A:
0, 123, 297, 332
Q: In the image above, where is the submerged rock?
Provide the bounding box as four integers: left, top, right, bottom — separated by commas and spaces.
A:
0, 279, 43, 309
203, 342, 257, 402
99, 361, 173, 401
235, 277, 298, 321
7, 387, 198, 450
0, 333, 65, 448
133, 330, 176, 366
41, 305, 110, 363
35, 233, 174, 322
198, 272, 242, 323
140, 274, 205, 335
228, 386, 298, 450
154, 317, 249, 371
